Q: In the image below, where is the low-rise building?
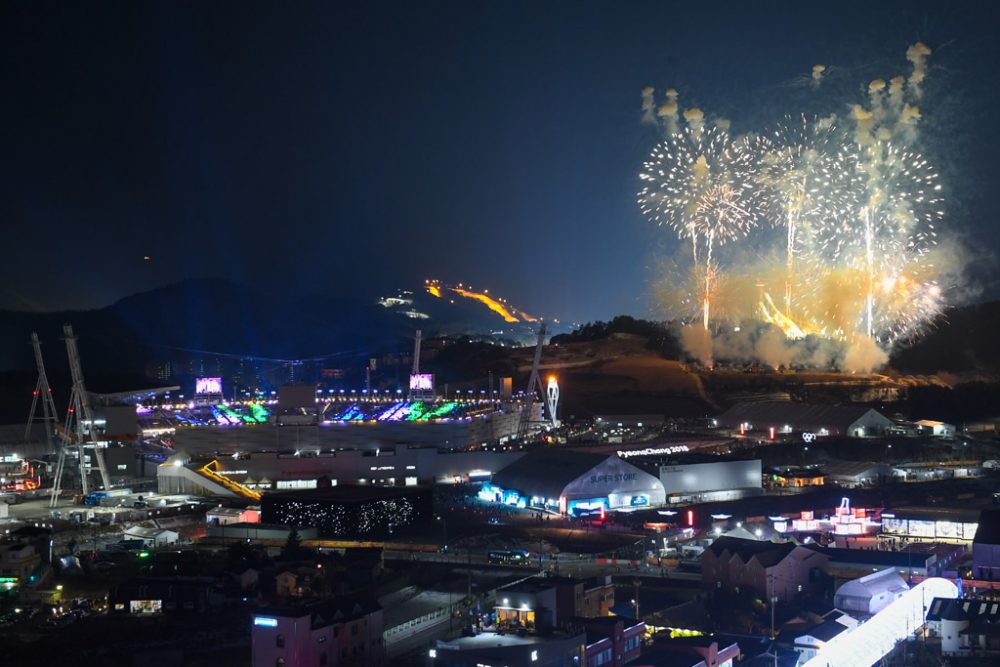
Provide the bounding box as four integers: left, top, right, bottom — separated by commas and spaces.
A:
644, 636, 740, 667
207, 505, 261, 525
973, 509, 1000, 581
808, 545, 935, 579
110, 576, 221, 614
206, 522, 318, 542
914, 420, 957, 438
494, 575, 616, 632
575, 615, 645, 667
820, 460, 900, 487
768, 467, 825, 488
717, 402, 893, 438
833, 568, 908, 616
123, 525, 179, 548
0, 543, 41, 584
789, 611, 857, 664
926, 597, 1000, 657
252, 596, 384, 667
701, 536, 829, 603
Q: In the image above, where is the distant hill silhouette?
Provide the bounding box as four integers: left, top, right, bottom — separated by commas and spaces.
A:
889, 301, 1000, 374
0, 278, 564, 376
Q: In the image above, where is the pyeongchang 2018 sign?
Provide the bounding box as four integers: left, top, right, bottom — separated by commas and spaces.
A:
590, 473, 637, 484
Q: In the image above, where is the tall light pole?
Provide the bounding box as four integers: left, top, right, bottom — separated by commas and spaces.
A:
769, 573, 777, 639
437, 515, 448, 552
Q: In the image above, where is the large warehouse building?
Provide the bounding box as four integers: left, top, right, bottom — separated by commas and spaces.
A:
481, 449, 666, 514
718, 402, 894, 438
158, 445, 523, 496
649, 453, 762, 503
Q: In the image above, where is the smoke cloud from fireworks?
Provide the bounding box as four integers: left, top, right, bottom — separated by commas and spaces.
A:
640, 43, 968, 373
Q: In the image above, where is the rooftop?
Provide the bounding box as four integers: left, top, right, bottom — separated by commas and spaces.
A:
835, 568, 909, 601
705, 536, 798, 568
718, 402, 889, 431
808, 545, 932, 568
256, 595, 381, 629
927, 597, 1000, 624
491, 449, 615, 500
262, 484, 428, 503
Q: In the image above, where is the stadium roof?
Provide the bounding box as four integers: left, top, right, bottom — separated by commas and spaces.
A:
491, 449, 611, 500
717, 402, 890, 432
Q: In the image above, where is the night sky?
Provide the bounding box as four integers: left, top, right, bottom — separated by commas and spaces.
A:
2, 1, 997, 323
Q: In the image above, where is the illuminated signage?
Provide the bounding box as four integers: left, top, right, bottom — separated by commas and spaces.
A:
409, 374, 433, 391
254, 617, 278, 627
617, 445, 689, 458
195, 377, 223, 395
590, 473, 636, 484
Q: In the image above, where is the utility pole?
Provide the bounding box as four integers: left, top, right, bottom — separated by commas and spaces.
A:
633, 578, 642, 620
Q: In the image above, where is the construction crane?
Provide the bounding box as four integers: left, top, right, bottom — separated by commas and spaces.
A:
25, 333, 69, 507
62, 324, 111, 495
26, 333, 59, 451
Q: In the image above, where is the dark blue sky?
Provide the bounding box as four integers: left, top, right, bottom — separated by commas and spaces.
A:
2, 1, 996, 323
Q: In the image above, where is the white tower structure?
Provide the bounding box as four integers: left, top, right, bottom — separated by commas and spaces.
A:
546, 376, 560, 428
412, 329, 422, 375
517, 323, 550, 440
62, 324, 111, 495
525, 322, 547, 400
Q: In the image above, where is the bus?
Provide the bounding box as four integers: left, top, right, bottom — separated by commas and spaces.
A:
487, 550, 532, 566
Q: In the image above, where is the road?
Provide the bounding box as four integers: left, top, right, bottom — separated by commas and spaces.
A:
383, 549, 701, 581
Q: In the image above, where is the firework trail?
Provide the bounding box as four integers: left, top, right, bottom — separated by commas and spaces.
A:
638, 125, 764, 329
638, 42, 960, 371
754, 115, 856, 321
